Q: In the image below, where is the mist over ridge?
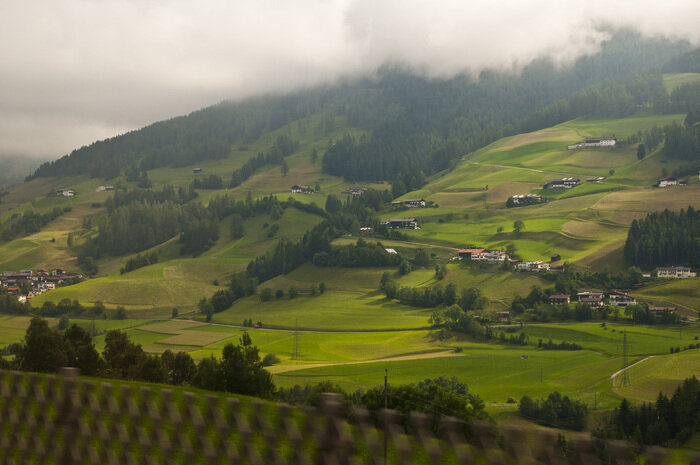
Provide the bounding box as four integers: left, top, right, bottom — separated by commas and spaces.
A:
1, 0, 699, 158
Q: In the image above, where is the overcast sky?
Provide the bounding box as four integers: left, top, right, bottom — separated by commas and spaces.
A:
1, 0, 699, 159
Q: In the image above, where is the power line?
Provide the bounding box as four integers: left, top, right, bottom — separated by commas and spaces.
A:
620, 330, 630, 388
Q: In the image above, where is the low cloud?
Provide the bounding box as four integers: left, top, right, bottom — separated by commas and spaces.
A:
1, 0, 699, 158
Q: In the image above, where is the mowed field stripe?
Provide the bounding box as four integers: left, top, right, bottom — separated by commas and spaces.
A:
267, 349, 461, 374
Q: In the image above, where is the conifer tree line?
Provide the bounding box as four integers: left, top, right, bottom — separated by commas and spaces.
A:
0, 207, 70, 242
27, 32, 692, 184
77, 187, 294, 261
624, 206, 700, 268
230, 134, 299, 187
594, 377, 700, 446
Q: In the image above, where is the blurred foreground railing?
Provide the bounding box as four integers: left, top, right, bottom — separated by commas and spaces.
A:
0, 368, 697, 465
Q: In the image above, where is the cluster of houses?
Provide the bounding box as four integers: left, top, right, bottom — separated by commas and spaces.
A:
0, 269, 81, 302
549, 290, 635, 308
455, 248, 565, 272
391, 198, 426, 208
291, 185, 315, 194
567, 136, 618, 150
548, 290, 677, 316
543, 178, 580, 189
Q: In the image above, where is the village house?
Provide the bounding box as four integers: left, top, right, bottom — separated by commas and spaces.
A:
359, 227, 374, 234
291, 185, 314, 194
586, 176, 606, 182
567, 137, 618, 149
95, 185, 115, 192
498, 311, 510, 321
55, 188, 75, 197
649, 306, 677, 318
577, 290, 604, 308
384, 248, 397, 254
457, 248, 486, 260
549, 294, 570, 305
516, 261, 550, 272
345, 187, 368, 196
508, 194, 543, 206
656, 177, 678, 188
608, 290, 637, 307
543, 178, 579, 189
471, 250, 508, 264
193, 168, 202, 173
391, 198, 426, 208
380, 218, 419, 229
657, 266, 696, 278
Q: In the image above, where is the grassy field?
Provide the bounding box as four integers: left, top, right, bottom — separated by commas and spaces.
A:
662, 73, 700, 92
2, 97, 700, 419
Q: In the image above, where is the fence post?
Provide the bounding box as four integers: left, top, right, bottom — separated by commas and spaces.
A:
318, 393, 351, 465
58, 367, 80, 465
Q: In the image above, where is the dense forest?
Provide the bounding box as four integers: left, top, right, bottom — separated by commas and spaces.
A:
27, 31, 692, 184
624, 207, 700, 268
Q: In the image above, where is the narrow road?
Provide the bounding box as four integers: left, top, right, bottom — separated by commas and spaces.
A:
182, 319, 432, 334
610, 356, 654, 380
463, 161, 602, 179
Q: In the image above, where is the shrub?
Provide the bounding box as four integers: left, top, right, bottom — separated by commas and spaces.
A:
262, 353, 280, 366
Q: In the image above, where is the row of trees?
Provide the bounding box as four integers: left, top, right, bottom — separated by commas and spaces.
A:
278, 376, 487, 432
311, 239, 402, 267
594, 377, 700, 446
624, 206, 700, 268
230, 135, 299, 187
380, 273, 486, 311
6, 317, 275, 398
120, 251, 159, 274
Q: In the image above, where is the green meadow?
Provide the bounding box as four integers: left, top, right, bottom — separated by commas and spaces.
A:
1, 95, 699, 419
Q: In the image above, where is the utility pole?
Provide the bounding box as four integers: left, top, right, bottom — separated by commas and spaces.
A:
540, 360, 542, 383
594, 392, 597, 410
384, 369, 388, 465
295, 318, 299, 361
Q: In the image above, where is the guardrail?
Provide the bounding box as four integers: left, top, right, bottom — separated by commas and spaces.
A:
0, 368, 697, 464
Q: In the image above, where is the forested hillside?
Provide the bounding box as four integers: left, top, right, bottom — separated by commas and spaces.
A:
624, 207, 700, 268
29, 31, 691, 183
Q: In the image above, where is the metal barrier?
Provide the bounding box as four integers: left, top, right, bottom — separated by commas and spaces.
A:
0, 368, 697, 464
